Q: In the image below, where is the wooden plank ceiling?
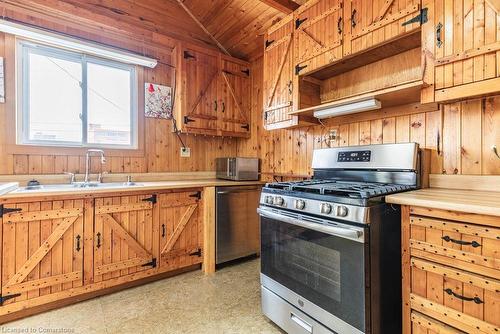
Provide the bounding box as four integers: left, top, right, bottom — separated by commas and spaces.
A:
1, 0, 308, 60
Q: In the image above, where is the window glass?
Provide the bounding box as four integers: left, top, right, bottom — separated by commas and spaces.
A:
19, 42, 136, 148
87, 62, 132, 146
28, 51, 82, 143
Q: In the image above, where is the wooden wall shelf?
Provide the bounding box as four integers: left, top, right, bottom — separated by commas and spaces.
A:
305, 29, 421, 80
289, 80, 423, 118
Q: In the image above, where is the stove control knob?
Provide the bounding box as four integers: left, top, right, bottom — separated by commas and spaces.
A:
320, 203, 332, 214
265, 196, 274, 204
336, 205, 349, 217
294, 199, 306, 210
274, 196, 285, 206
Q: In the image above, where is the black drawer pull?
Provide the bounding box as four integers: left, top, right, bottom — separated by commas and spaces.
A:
162, 224, 166, 238
441, 235, 480, 248
96, 232, 101, 249
351, 9, 357, 28
337, 16, 343, 34
444, 288, 483, 304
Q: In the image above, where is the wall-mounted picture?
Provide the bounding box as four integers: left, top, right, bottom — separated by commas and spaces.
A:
145, 82, 172, 119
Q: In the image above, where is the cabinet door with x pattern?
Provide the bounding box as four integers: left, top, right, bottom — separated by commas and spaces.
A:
158, 190, 203, 271
0, 199, 84, 310
93, 194, 158, 283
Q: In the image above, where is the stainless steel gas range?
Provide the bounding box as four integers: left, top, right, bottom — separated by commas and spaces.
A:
258, 143, 420, 334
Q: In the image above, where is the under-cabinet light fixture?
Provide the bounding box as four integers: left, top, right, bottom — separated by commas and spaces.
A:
313, 98, 381, 119
0, 19, 157, 68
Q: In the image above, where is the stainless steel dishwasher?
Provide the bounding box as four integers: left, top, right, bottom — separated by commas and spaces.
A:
216, 185, 262, 264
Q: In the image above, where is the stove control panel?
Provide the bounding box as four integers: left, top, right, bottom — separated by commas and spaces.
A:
337, 150, 371, 162
259, 193, 369, 224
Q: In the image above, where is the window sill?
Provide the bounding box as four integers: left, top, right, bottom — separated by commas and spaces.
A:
6, 143, 145, 157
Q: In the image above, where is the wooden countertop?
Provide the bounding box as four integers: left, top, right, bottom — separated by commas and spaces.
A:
0, 179, 264, 200
386, 188, 500, 217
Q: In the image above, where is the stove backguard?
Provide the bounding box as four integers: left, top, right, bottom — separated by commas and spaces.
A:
311, 143, 421, 188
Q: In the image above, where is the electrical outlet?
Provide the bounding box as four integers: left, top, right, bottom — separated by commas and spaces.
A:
329, 129, 338, 141
180, 147, 191, 157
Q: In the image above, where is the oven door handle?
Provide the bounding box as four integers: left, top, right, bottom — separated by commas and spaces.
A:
258, 208, 364, 242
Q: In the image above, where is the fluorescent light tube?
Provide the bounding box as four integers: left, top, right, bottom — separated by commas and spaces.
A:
0, 19, 157, 68
313, 98, 381, 119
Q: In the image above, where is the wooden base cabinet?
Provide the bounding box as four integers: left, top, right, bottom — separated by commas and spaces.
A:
0, 188, 204, 322
0, 200, 85, 309
158, 191, 203, 270
402, 206, 500, 334
93, 194, 158, 283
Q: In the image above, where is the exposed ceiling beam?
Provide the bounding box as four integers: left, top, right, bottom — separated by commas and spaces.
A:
259, 0, 300, 14
176, 0, 231, 56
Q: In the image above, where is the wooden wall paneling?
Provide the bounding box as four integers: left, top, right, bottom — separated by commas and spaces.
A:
382, 117, 396, 144
483, 97, 500, 174
359, 121, 371, 145
425, 109, 444, 174
442, 103, 462, 174
370, 119, 384, 144
461, 99, 483, 174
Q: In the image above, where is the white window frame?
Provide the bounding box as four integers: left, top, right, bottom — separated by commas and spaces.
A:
16, 40, 139, 149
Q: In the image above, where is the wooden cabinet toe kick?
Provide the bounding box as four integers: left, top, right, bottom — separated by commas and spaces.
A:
0, 265, 199, 324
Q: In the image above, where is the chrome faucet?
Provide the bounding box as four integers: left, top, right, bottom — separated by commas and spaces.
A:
84, 149, 106, 184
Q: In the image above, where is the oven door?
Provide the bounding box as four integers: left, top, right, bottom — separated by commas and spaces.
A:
258, 207, 368, 334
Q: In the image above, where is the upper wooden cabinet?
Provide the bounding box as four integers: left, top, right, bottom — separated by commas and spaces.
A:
263, 16, 296, 130
294, 0, 344, 76
421, 0, 500, 103
219, 56, 251, 137
178, 46, 220, 136
263, 16, 318, 130
343, 0, 422, 57
176, 44, 251, 138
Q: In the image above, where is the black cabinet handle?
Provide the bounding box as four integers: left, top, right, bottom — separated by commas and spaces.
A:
444, 288, 483, 304
337, 16, 343, 34
436, 22, 443, 48
96, 232, 101, 248
221, 101, 225, 113
442, 235, 481, 248
162, 224, 166, 238
76, 235, 81, 252
142, 195, 157, 204
214, 100, 218, 112
351, 9, 357, 28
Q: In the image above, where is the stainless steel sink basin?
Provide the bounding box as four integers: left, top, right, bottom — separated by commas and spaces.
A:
14, 182, 144, 193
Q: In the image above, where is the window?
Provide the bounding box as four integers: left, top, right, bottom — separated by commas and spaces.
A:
17, 41, 137, 148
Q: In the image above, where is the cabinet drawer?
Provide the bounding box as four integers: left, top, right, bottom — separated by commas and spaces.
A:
409, 215, 500, 278
411, 311, 465, 333
410, 257, 500, 333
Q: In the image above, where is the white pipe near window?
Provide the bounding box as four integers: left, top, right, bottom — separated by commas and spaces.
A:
0, 19, 157, 68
